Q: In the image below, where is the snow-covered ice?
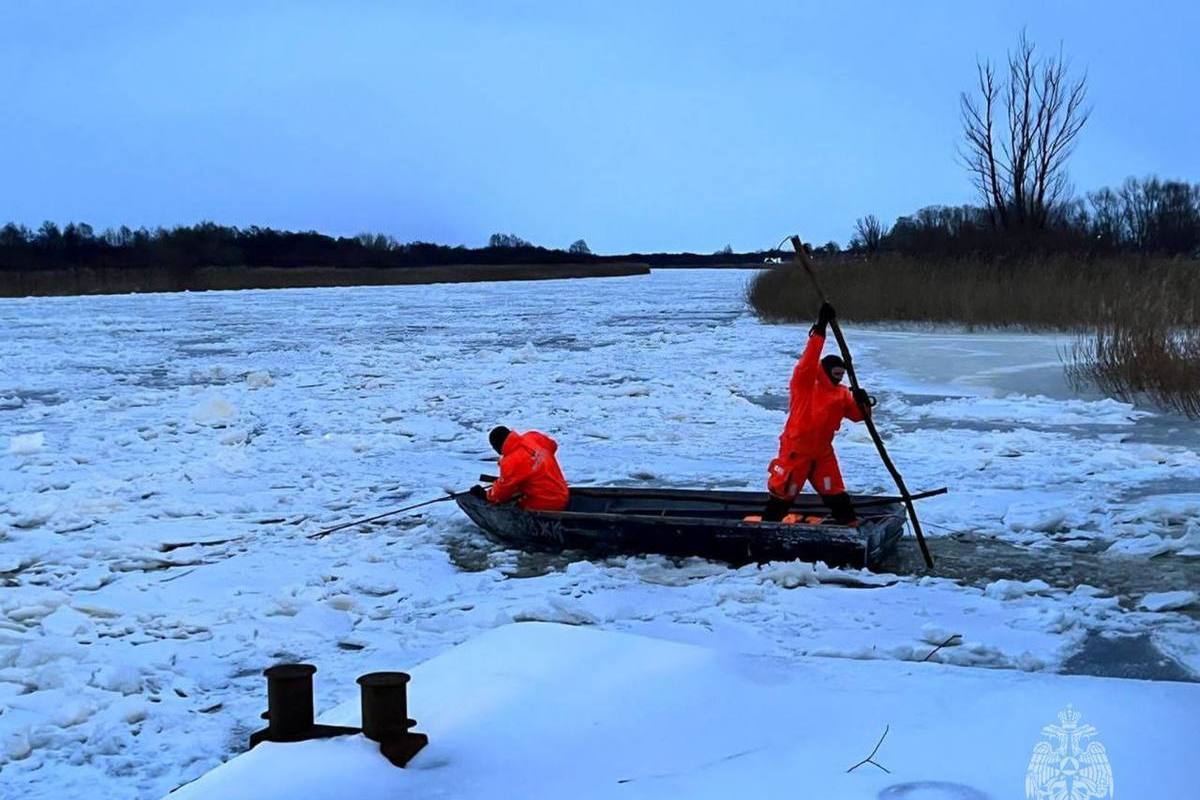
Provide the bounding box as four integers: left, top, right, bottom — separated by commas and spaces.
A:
1, 270, 1197, 798
8, 431, 44, 455
1139, 591, 1197, 612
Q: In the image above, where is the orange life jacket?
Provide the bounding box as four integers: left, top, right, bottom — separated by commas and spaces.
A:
779, 332, 864, 457
487, 430, 570, 511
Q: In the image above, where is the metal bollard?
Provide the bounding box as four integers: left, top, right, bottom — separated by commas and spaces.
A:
249, 663, 359, 749
245, 663, 426, 763
357, 672, 414, 741
357, 671, 428, 767
263, 664, 317, 741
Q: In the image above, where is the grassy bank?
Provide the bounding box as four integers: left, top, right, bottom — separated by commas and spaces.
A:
0, 262, 650, 298
746, 255, 1200, 417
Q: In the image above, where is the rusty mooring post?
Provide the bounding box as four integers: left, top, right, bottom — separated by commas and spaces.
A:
263, 664, 317, 740
245, 663, 427, 765
357, 671, 428, 767
249, 663, 359, 748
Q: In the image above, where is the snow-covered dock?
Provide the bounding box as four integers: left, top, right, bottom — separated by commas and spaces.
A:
171, 622, 1197, 799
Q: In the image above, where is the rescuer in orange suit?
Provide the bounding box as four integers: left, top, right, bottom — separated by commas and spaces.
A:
469, 426, 570, 512
762, 302, 872, 524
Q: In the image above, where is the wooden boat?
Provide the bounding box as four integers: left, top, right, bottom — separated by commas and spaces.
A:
456, 486, 910, 570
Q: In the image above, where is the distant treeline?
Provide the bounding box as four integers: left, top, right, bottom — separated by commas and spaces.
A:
0, 223, 767, 272
848, 176, 1200, 258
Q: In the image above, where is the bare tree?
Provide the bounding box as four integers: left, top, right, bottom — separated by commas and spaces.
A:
959, 31, 1091, 232
852, 214, 886, 254
1087, 186, 1122, 248
568, 239, 591, 255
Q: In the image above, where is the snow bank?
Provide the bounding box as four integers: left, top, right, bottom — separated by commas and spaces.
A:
168, 622, 1199, 800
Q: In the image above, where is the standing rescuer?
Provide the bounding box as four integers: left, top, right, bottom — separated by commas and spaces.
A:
762, 302, 872, 524
470, 426, 570, 512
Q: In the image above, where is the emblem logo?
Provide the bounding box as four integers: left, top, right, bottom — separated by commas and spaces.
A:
1025, 705, 1113, 799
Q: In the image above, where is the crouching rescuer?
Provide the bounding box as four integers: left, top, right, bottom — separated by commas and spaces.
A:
762, 302, 872, 525
470, 426, 570, 512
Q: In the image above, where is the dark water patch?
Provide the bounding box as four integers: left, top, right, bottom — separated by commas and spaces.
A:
0, 388, 67, 408
442, 518, 712, 579
896, 393, 974, 407
442, 525, 583, 577
1117, 414, 1200, 452
887, 533, 1199, 680
698, 478, 755, 489
532, 334, 593, 351
503, 550, 588, 578
124, 366, 176, 389
487, 333, 595, 352
1113, 476, 1200, 503
123, 363, 269, 389
571, 374, 648, 388
1062, 632, 1194, 682
887, 532, 1200, 616
175, 346, 240, 359
441, 521, 498, 573
174, 335, 228, 346
735, 391, 786, 411
605, 310, 742, 329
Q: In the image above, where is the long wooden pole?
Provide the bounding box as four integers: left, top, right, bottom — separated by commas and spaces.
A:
788, 236, 935, 568
307, 492, 462, 540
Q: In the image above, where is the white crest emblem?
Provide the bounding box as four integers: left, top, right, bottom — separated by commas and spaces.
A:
1025, 705, 1113, 799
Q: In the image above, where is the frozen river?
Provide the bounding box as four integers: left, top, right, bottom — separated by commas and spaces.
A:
1, 269, 1198, 798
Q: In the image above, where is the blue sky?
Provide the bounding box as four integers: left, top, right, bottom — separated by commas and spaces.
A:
1, 1, 1196, 253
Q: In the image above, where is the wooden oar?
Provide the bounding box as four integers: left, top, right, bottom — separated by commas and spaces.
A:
788, 236, 935, 568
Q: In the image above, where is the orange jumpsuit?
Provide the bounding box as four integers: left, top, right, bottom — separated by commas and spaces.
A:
767, 332, 865, 500
487, 430, 570, 511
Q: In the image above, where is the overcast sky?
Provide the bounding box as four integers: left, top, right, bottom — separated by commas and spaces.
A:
2, 1, 1196, 253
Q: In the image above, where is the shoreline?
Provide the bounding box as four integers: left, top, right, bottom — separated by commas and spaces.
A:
0, 261, 651, 298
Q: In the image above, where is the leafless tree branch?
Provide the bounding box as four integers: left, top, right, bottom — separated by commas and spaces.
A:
959, 30, 1090, 233
846, 725, 891, 774
921, 633, 963, 662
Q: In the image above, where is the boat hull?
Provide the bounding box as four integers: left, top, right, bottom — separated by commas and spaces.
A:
456, 486, 906, 569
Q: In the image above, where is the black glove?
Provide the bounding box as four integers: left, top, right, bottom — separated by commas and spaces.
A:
468, 485, 487, 499
812, 302, 836, 336
852, 388, 872, 407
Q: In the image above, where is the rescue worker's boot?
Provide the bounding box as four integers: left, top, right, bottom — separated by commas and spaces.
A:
821, 492, 858, 526
762, 495, 792, 522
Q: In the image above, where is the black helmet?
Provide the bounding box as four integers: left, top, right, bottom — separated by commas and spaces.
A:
488, 426, 511, 454
821, 354, 845, 383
